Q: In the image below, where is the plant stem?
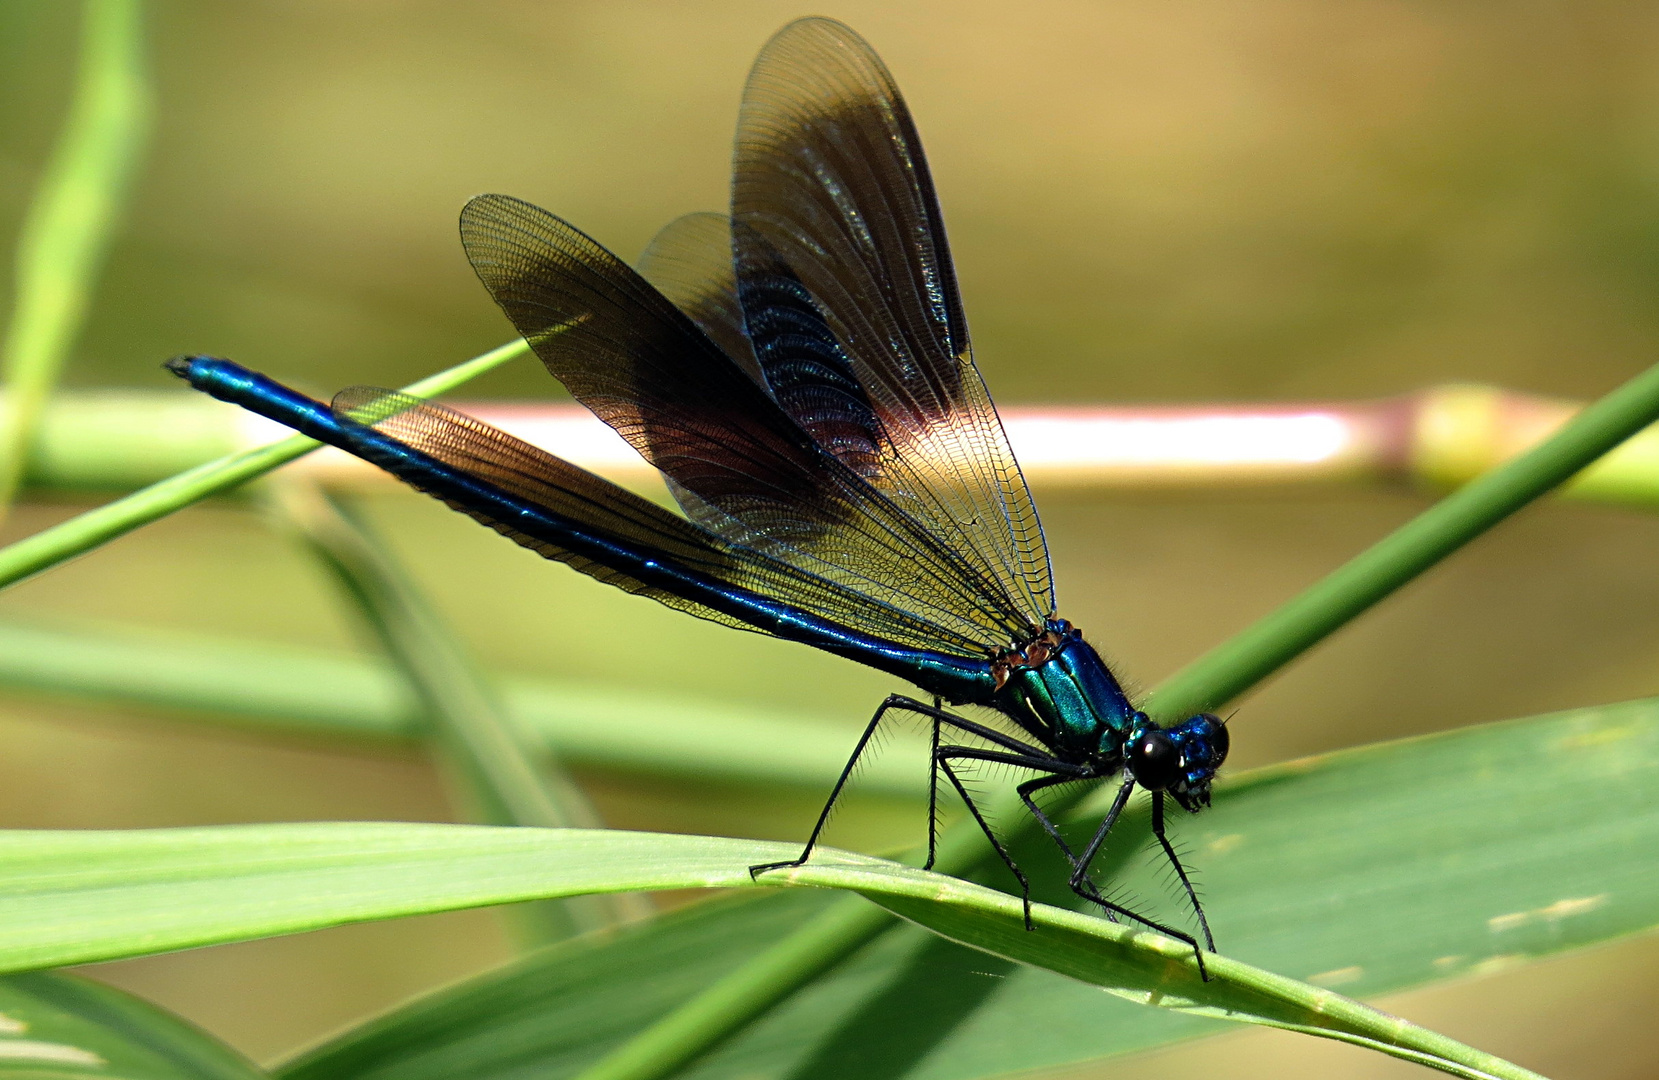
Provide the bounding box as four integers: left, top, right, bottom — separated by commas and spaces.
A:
570, 356, 1659, 1080
0, 339, 527, 591
1142, 356, 1659, 721
0, 0, 149, 523
272, 480, 644, 942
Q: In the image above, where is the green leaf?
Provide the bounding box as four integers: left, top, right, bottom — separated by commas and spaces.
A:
0, 824, 793, 975
0, 822, 1505, 1073
0, 970, 263, 1080
2, 699, 1651, 1076
278, 891, 846, 1080
280, 695, 1659, 1080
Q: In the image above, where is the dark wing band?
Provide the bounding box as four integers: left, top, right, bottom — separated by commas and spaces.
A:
734, 17, 1055, 624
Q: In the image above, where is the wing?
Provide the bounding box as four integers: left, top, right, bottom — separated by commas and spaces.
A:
331, 388, 971, 652
635, 212, 761, 385
459, 192, 1038, 654
733, 17, 1055, 625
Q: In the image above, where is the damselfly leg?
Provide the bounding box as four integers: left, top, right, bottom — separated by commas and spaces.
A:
746, 694, 1049, 880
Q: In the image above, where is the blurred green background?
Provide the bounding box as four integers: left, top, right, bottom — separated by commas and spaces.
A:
4, 2, 1659, 1077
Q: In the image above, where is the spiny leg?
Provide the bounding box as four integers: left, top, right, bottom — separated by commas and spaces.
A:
1016, 772, 1088, 869
1067, 869, 1210, 982
748, 694, 905, 878
750, 694, 1048, 879
1012, 770, 1206, 953
897, 696, 1056, 871
936, 753, 1036, 930
1151, 791, 1216, 952
924, 698, 942, 869
934, 746, 1089, 930
1067, 778, 1212, 980
1072, 775, 1136, 878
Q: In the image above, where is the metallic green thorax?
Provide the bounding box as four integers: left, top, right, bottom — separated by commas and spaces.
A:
994, 622, 1138, 760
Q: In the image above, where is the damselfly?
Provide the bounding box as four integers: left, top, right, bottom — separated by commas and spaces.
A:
169, 17, 1228, 968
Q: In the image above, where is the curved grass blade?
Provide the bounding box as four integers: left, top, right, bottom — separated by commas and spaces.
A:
8, 693, 1659, 1077
277, 695, 1659, 1080
848, 884, 1538, 1080
0, 824, 812, 974
0, 970, 263, 1080
0, 823, 1521, 1077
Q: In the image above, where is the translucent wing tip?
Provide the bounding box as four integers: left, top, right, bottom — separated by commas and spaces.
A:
767, 16, 869, 51
751, 17, 892, 97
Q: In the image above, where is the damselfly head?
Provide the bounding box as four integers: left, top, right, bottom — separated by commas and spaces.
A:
1167, 713, 1228, 812
1129, 713, 1227, 810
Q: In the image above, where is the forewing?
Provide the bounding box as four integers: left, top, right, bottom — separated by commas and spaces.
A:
459, 193, 1037, 653
733, 17, 1055, 624
636, 212, 829, 533
732, 218, 885, 481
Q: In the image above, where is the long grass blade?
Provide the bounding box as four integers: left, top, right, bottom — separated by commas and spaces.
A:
0, 809, 1571, 1080
1142, 357, 1659, 720
73, 692, 1659, 1080
272, 480, 645, 941
0, 616, 929, 794
0, 0, 150, 521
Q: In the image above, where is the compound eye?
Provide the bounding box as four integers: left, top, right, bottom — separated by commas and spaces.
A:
1129, 730, 1180, 790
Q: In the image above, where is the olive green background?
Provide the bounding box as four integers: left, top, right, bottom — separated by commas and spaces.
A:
3, 2, 1659, 1077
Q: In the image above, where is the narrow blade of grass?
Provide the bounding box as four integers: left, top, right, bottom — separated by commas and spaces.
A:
12, 715, 1641, 1080
13, 691, 1653, 1076
0, 826, 1527, 1075
273, 480, 646, 940
267, 695, 1659, 1080
1143, 355, 1659, 720
0, 0, 151, 520
0, 339, 527, 590
0, 615, 930, 795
